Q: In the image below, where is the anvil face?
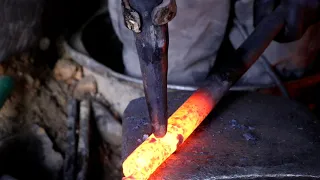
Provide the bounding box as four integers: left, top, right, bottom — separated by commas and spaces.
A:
122, 92, 320, 180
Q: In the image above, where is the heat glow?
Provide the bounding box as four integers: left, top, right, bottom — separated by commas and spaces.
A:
122, 90, 215, 179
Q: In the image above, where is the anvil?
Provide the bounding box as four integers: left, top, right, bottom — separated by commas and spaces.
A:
122, 91, 320, 179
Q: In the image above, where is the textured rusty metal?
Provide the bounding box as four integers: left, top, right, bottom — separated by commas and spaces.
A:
123, 91, 320, 179
151, 0, 177, 25
121, 0, 141, 33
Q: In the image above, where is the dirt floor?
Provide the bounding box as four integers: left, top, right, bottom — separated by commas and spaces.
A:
0, 47, 121, 179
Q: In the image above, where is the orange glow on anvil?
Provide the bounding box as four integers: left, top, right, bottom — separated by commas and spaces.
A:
122, 90, 215, 180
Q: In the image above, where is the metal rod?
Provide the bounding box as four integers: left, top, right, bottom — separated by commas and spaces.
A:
203, 8, 285, 102
233, 19, 290, 98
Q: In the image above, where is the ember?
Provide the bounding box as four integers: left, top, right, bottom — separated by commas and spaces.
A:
122, 89, 214, 179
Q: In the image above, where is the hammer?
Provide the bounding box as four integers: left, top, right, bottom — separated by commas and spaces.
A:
121, 0, 177, 138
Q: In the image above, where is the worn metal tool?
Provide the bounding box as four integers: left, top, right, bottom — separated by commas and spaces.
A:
121, 0, 177, 138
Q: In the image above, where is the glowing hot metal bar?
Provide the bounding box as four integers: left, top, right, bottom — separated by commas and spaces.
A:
122, 89, 215, 179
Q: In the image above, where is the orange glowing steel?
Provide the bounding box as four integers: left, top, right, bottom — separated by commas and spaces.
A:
122, 90, 215, 180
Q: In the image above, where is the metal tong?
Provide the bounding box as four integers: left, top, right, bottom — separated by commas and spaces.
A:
121, 0, 177, 138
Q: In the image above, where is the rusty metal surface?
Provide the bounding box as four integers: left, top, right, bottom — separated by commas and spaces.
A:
123, 91, 320, 179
